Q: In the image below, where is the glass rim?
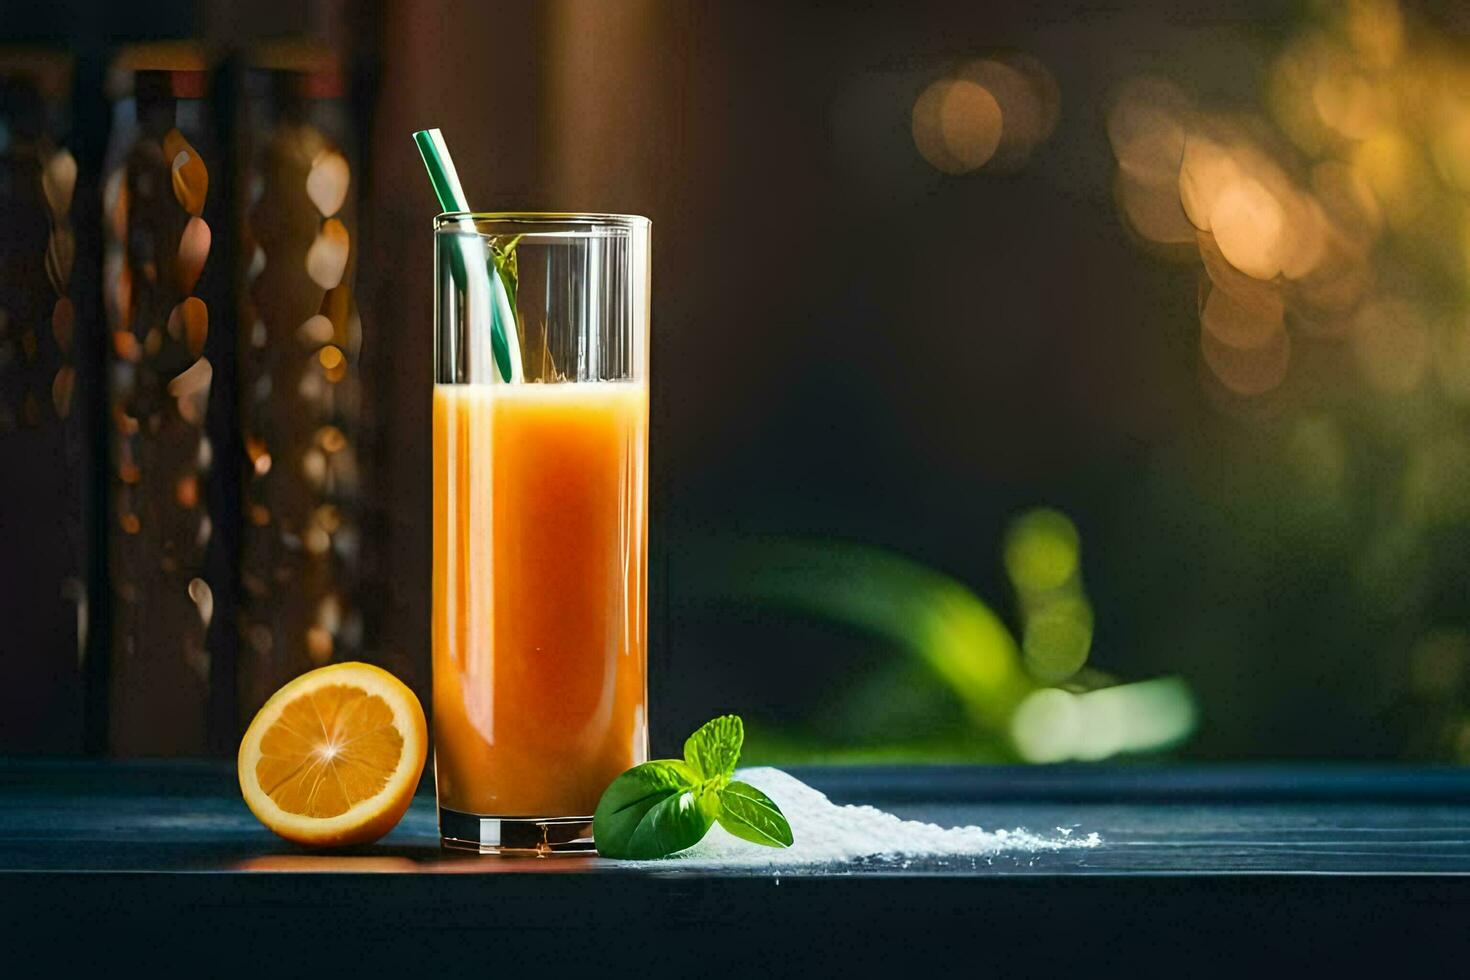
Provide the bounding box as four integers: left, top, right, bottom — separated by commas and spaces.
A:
434, 211, 649, 230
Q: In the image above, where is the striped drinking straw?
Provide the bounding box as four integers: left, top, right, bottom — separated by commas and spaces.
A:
413, 127, 522, 383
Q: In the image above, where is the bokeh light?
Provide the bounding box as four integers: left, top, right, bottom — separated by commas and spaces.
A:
165, 128, 208, 217
1108, 76, 1190, 185
1008, 688, 1079, 763
912, 53, 1058, 176
1350, 297, 1429, 393
955, 55, 1059, 172
187, 577, 213, 628
167, 296, 209, 359
1351, 129, 1431, 228
41, 149, 76, 219
305, 217, 350, 289
1201, 283, 1285, 350
1012, 678, 1197, 763
318, 344, 347, 382
176, 217, 211, 295
1114, 170, 1195, 246
305, 149, 350, 218
912, 78, 1002, 174
45, 226, 74, 296
167, 356, 212, 424
1022, 599, 1094, 685
1003, 508, 1079, 594
297, 314, 335, 347
1201, 316, 1292, 396
1210, 176, 1288, 281
1003, 509, 1094, 685
51, 366, 74, 419
1105, 0, 1470, 413
175, 474, 198, 508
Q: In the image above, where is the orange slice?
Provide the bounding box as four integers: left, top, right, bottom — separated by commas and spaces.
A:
238, 662, 428, 847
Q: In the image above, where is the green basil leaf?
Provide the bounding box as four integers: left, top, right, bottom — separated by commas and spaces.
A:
683, 714, 743, 781
593, 760, 711, 859
624, 783, 720, 859
716, 780, 794, 848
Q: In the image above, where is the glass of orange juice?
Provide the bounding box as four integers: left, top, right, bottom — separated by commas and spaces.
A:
432, 213, 650, 854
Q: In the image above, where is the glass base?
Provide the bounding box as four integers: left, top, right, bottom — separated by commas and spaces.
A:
438, 806, 596, 856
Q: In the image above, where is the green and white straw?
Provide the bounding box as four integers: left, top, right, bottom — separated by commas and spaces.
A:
414, 128, 522, 383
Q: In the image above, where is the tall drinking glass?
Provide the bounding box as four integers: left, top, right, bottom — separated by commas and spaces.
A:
432, 213, 650, 854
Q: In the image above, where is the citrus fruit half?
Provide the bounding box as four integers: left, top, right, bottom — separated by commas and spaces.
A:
238, 662, 428, 847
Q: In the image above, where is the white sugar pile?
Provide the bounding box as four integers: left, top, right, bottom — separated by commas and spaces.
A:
631, 766, 1100, 870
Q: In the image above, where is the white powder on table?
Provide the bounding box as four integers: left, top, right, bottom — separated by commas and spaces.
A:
626, 766, 1100, 870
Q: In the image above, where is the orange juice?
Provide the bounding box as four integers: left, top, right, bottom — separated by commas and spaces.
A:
432, 381, 648, 817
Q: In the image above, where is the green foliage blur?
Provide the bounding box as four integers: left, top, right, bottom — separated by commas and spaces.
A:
1099, 0, 1470, 761
696, 514, 1196, 765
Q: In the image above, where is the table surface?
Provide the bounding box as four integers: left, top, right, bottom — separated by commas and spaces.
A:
5, 761, 1470, 970
6, 760, 1470, 875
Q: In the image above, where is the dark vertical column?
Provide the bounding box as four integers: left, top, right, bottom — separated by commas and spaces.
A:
74, 41, 112, 756
0, 52, 88, 754
204, 54, 242, 755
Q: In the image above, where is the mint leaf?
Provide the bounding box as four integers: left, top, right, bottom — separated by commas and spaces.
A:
717, 780, 793, 848
484, 235, 522, 382
625, 784, 720, 859
489, 234, 522, 312
684, 714, 743, 781
593, 760, 713, 859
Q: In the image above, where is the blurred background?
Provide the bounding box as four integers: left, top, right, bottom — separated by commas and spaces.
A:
3, 0, 1469, 765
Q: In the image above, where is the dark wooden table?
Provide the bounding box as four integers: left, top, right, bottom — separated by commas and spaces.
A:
4, 761, 1468, 972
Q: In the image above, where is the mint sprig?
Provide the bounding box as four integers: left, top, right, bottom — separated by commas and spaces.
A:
485, 235, 521, 383
593, 715, 794, 859
683, 714, 742, 780
488, 234, 522, 313
716, 779, 794, 847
